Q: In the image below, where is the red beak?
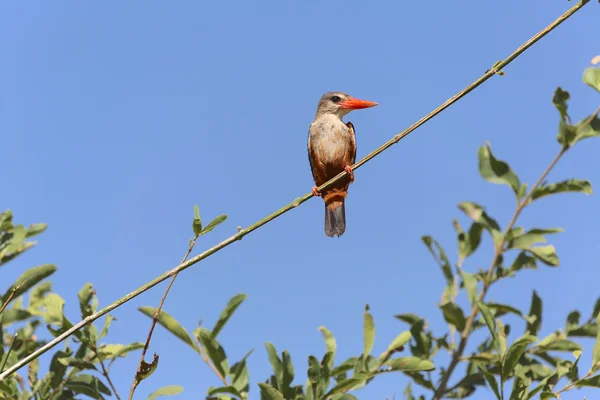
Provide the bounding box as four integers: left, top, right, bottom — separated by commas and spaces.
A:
339, 97, 378, 110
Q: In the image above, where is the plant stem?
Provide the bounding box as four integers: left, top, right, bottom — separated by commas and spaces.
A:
93, 346, 122, 400
0, 0, 589, 383
431, 102, 600, 398
128, 237, 199, 400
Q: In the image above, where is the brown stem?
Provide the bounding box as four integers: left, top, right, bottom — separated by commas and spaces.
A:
93, 346, 122, 400
128, 237, 199, 399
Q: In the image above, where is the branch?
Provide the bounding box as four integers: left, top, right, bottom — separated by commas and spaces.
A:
128, 237, 200, 399
0, 0, 589, 383
431, 107, 600, 399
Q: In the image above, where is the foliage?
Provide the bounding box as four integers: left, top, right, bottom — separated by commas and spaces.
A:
2, 57, 599, 400
0, 210, 178, 399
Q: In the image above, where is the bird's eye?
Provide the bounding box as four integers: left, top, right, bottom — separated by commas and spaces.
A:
330, 96, 341, 103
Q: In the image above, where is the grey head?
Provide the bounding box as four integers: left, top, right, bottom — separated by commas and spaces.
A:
314, 91, 378, 119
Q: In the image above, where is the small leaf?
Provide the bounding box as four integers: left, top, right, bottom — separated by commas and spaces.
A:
324, 373, 367, 398
57, 357, 97, 371
192, 205, 203, 237
531, 179, 592, 201
212, 293, 247, 338
147, 385, 184, 399
197, 329, 229, 378
2, 264, 57, 305
577, 374, 600, 388
379, 331, 411, 362
66, 374, 112, 397
527, 291, 542, 335
318, 326, 336, 369
139, 307, 198, 351
583, 66, 600, 93
99, 315, 115, 339
528, 245, 559, 267
395, 314, 422, 325
136, 353, 159, 383
201, 214, 228, 236
440, 303, 466, 332
383, 357, 435, 372
477, 365, 501, 400
77, 283, 95, 319
552, 87, 571, 123
478, 142, 521, 196
502, 334, 537, 383
421, 236, 453, 285
508, 228, 563, 250
363, 304, 375, 358
460, 269, 478, 304
592, 311, 600, 371
265, 342, 283, 387
258, 382, 285, 399
478, 301, 499, 354
510, 252, 538, 272
458, 202, 502, 245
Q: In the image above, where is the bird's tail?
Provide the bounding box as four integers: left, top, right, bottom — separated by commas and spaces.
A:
323, 191, 347, 238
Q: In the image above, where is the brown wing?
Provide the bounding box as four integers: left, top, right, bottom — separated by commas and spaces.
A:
346, 121, 357, 165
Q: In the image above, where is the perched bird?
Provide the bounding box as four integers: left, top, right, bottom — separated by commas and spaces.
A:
307, 92, 378, 237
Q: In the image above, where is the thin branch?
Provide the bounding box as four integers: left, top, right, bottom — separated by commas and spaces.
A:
0, 0, 589, 382
93, 346, 122, 400
128, 237, 200, 399
432, 105, 600, 400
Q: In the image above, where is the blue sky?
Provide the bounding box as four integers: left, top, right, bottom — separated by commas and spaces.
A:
2, 1, 600, 399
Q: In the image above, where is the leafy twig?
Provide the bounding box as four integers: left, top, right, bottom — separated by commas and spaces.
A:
0, 0, 589, 383
128, 237, 200, 399
432, 106, 600, 399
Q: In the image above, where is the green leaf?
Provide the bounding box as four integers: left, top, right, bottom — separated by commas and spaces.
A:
207, 385, 244, 398
421, 236, 453, 285
138, 307, 198, 351
265, 342, 283, 387
531, 179, 592, 201
363, 304, 375, 358
383, 357, 434, 372
192, 205, 203, 237
135, 353, 159, 384
528, 244, 559, 266
456, 222, 483, 259
97, 342, 144, 364
77, 283, 95, 319
0, 382, 13, 396
230, 349, 253, 395
508, 228, 563, 250
2, 264, 57, 305
478, 301, 500, 354
460, 269, 478, 304
592, 311, 600, 371
379, 331, 411, 362
147, 385, 184, 399
65, 373, 111, 397
526, 291, 542, 335
477, 365, 501, 400
440, 303, 466, 332
458, 202, 502, 245
201, 214, 228, 236
323, 373, 367, 398
41, 293, 65, 325
395, 313, 422, 325
478, 142, 521, 196
538, 339, 581, 352
583, 66, 600, 93
553, 87, 570, 123
99, 315, 115, 339
197, 329, 229, 378
510, 252, 538, 272
487, 302, 535, 324
318, 326, 336, 369
258, 382, 285, 400
57, 357, 97, 371
577, 374, 600, 388
502, 334, 537, 383
212, 293, 247, 338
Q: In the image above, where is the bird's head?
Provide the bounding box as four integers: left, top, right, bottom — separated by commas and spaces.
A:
315, 91, 378, 118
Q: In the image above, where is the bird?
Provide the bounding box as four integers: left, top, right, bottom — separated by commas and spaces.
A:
307, 92, 378, 237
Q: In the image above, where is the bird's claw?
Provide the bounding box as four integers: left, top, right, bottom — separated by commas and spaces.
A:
344, 165, 355, 182
312, 186, 321, 197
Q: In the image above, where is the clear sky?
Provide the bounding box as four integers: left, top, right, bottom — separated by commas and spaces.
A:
2, 1, 600, 399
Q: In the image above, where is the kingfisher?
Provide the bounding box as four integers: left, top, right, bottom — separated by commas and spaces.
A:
307, 92, 378, 237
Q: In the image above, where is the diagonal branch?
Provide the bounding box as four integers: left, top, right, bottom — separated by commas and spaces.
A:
0, 0, 589, 383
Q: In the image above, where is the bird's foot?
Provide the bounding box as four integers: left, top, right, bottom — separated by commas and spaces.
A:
344, 165, 355, 182
312, 186, 321, 197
